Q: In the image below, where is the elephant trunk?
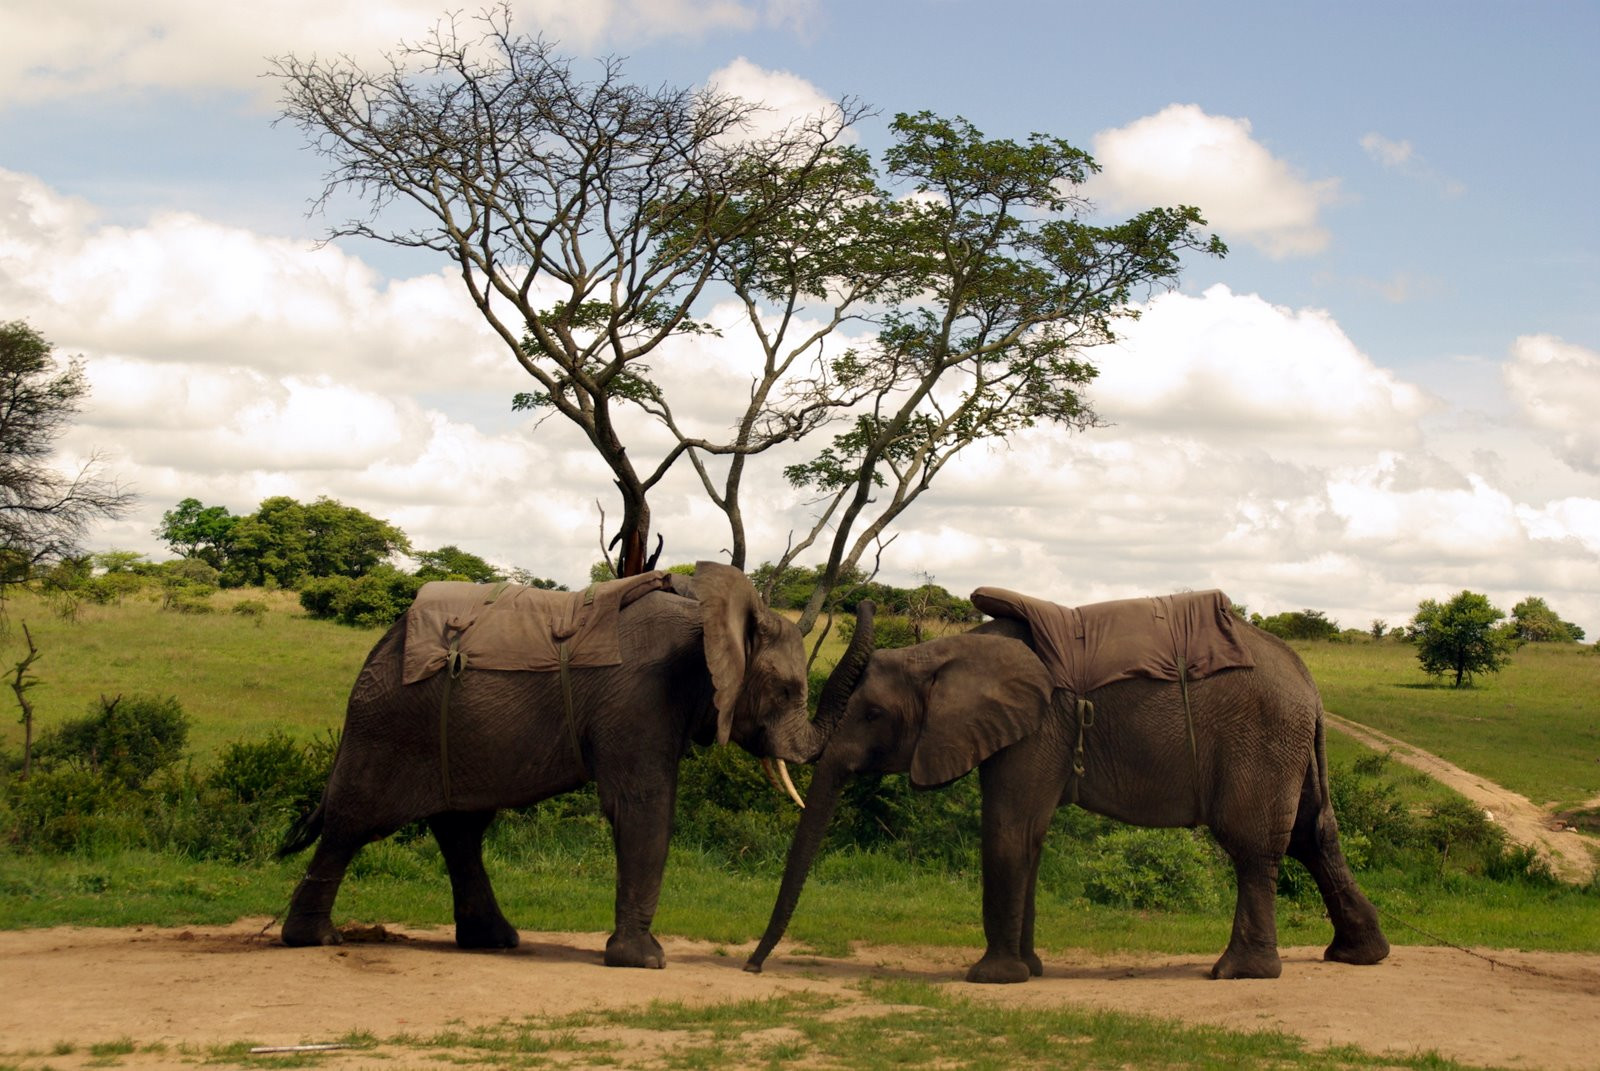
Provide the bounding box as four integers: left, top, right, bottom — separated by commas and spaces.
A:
744, 758, 847, 972
812, 600, 876, 741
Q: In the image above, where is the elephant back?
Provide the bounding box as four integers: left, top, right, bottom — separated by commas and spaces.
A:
401, 572, 673, 684
970, 587, 1254, 695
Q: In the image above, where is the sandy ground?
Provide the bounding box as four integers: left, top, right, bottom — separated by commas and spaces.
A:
2, 919, 1599, 1070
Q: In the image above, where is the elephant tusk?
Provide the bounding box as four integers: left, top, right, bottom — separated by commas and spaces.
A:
776, 759, 805, 810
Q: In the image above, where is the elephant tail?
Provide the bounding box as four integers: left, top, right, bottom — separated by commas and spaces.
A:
277, 804, 324, 858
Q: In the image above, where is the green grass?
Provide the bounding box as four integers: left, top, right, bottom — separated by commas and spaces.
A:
0, 589, 379, 760
1297, 639, 1600, 809
2, 593, 1598, 961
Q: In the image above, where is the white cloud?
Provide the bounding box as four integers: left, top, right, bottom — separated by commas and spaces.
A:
706, 58, 847, 142
1089, 104, 1339, 258
1503, 334, 1600, 474
1090, 285, 1433, 447
6, 164, 1598, 638
1358, 131, 1466, 197
1360, 132, 1414, 168
0, 0, 805, 104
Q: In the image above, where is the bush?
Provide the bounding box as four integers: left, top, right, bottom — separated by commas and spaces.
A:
835, 613, 921, 651
299, 565, 423, 627
1083, 828, 1224, 910
33, 694, 189, 790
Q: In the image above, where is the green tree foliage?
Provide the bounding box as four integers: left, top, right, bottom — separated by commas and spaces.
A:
157, 495, 409, 589
298, 565, 423, 628
155, 498, 238, 569
1409, 590, 1516, 687
0, 320, 132, 592
1510, 596, 1585, 643
1253, 608, 1341, 642
414, 545, 504, 583
751, 562, 978, 625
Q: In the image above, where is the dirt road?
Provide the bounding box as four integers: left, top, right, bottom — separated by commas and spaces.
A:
2, 920, 1599, 1070
1324, 714, 1600, 883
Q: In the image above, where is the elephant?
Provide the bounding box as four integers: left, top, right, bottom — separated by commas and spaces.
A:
746, 594, 1391, 983
279, 562, 825, 969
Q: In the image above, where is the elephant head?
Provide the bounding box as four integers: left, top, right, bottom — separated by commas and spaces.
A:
746, 602, 1054, 970
692, 561, 821, 765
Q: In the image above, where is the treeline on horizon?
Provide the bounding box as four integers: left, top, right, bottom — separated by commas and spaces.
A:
32, 494, 1590, 649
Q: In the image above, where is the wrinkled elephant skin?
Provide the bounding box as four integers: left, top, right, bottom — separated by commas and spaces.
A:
281, 563, 820, 968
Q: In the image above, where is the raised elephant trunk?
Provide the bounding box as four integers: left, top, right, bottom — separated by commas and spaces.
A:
812, 601, 876, 740
744, 757, 848, 972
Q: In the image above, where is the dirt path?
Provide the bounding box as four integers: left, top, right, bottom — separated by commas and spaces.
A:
2, 920, 1599, 1070
1324, 714, 1600, 883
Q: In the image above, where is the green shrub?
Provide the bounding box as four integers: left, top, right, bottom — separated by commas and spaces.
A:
3, 766, 140, 852
835, 613, 921, 650
299, 566, 422, 627
33, 694, 190, 790
1083, 828, 1223, 911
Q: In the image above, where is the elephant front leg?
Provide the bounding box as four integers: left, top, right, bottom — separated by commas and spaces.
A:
598, 778, 674, 969
428, 810, 519, 949
967, 764, 1053, 984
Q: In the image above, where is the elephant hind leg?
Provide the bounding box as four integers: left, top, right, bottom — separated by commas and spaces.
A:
1287, 767, 1389, 966
282, 834, 361, 947
429, 810, 519, 949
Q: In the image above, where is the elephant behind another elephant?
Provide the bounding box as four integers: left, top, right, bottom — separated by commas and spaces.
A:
280, 562, 826, 969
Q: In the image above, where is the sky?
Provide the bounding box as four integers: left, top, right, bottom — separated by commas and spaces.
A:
2, 0, 1598, 637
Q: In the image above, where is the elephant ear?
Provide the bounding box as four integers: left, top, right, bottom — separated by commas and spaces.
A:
693, 560, 761, 745
910, 635, 1054, 788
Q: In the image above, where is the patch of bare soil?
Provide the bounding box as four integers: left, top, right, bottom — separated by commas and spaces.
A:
2, 920, 1599, 1070
1324, 714, 1600, 883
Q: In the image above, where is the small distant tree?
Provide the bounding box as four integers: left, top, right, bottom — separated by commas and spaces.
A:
1510, 596, 1584, 643
414, 545, 504, 583
1409, 590, 1515, 687
1255, 608, 1340, 642
156, 498, 238, 569
1369, 620, 1389, 641
0, 320, 133, 598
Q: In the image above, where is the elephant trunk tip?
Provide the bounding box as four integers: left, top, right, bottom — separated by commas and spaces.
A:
742, 958, 764, 974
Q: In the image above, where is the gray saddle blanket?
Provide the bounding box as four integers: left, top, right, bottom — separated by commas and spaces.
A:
401, 571, 673, 685
969, 587, 1254, 695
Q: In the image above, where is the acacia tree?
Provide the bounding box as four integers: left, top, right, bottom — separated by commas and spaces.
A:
1410, 590, 1515, 687
273, 8, 876, 577
0, 320, 132, 596
769, 113, 1223, 632
274, 12, 1221, 615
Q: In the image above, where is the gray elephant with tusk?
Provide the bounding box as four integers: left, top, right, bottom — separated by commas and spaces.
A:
279, 561, 827, 969
748, 591, 1389, 983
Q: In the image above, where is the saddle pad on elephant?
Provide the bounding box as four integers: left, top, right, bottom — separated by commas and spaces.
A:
969, 587, 1254, 695
401, 571, 673, 685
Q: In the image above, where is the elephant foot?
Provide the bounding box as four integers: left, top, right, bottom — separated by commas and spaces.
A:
1324, 932, 1390, 966
604, 931, 665, 969
282, 915, 343, 948
455, 913, 521, 950
965, 952, 1032, 984
1024, 950, 1044, 977
1209, 947, 1282, 980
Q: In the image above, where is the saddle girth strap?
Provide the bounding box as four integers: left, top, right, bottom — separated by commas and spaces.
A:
438, 632, 466, 808
557, 640, 587, 777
